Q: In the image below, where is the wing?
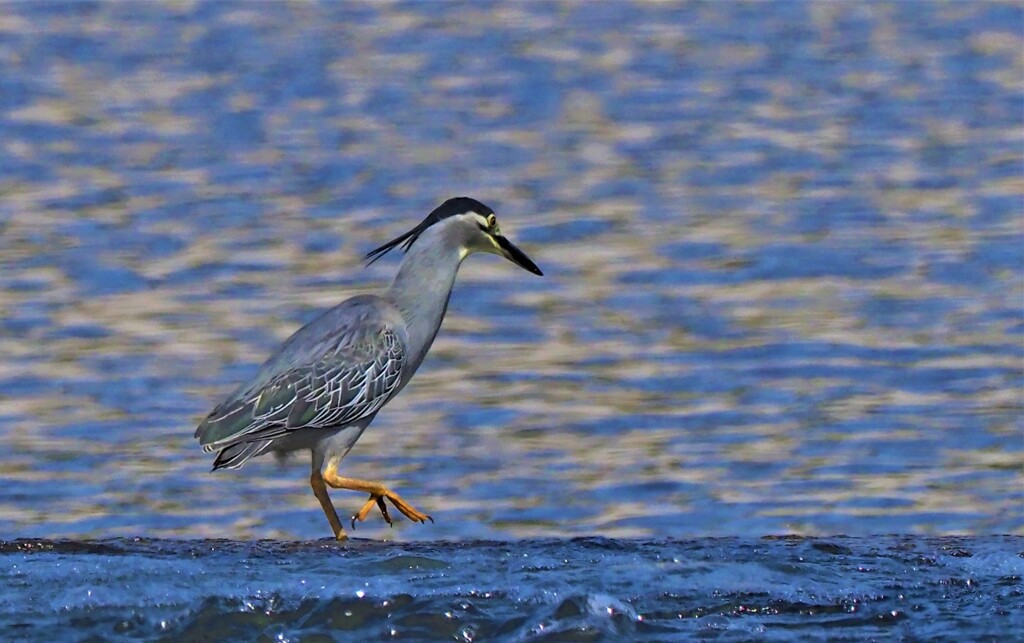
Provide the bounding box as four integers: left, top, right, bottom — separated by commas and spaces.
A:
195, 297, 406, 452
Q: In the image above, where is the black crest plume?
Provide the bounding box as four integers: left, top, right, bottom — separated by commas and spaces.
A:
364, 197, 494, 266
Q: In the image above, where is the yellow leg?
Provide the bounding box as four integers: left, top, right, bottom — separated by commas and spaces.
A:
310, 470, 347, 541
321, 463, 433, 528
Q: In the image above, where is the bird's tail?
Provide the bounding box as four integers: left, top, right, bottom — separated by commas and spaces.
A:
211, 439, 274, 471
195, 396, 258, 448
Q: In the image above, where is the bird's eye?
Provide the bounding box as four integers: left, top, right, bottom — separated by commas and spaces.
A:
486, 214, 497, 229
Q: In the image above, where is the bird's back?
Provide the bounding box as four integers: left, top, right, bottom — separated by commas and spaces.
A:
195, 294, 408, 468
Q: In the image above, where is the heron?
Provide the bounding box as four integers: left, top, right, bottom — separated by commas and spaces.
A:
194, 197, 543, 540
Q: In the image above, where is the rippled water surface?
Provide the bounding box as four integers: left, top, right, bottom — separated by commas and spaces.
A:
2, 1, 1022, 639
4, 536, 1022, 641
0, 0, 1021, 551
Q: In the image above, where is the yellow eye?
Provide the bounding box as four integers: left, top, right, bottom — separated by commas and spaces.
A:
486, 214, 497, 229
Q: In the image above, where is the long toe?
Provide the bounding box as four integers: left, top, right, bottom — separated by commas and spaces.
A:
376, 496, 392, 525
351, 494, 393, 528
385, 492, 433, 524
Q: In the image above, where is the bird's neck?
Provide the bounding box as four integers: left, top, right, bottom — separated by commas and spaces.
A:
383, 229, 465, 373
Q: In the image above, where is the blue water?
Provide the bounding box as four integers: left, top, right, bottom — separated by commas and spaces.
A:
4, 537, 1022, 641
0, 0, 1021, 639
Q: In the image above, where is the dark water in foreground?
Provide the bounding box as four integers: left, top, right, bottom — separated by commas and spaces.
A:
3, 537, 1021, 641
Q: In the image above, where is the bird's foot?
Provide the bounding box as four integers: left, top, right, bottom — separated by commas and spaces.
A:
350, 489, 433, 528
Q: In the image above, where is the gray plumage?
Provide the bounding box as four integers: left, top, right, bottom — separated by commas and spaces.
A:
196, 296, 408, 470
194, 198, 542, 498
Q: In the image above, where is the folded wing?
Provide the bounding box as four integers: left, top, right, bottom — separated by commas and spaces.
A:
195, 299, 406, 469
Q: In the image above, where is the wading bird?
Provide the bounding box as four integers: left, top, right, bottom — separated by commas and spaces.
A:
195, 198, 543, 540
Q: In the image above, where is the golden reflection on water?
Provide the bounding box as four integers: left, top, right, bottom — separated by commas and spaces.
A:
0, 1, 1021, 539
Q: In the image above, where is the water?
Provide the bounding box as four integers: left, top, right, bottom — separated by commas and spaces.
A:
4, 536, 1022, 640
0, 0, 1021, 638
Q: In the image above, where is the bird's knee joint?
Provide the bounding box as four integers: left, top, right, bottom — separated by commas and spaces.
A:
320, 459, 341, 483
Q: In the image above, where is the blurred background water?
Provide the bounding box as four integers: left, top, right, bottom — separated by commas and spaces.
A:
0, 0, 1021, 639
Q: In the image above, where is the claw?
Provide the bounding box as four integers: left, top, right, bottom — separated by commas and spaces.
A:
352, 493, 396, 528
384, 495, 432, 524
321, 468, 433, 535
331, 476, 434, 529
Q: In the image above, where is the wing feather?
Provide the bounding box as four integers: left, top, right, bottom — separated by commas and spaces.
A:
196, 305, 406, 452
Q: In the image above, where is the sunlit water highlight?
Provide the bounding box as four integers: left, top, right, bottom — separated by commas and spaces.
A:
0, 1, 1021, 639
1, 0, 1020, 543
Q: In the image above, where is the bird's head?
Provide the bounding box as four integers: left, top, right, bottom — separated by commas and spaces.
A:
365, 197, 543, 276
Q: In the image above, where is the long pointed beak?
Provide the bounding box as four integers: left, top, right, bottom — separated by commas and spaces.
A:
494, 234, 543, 276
